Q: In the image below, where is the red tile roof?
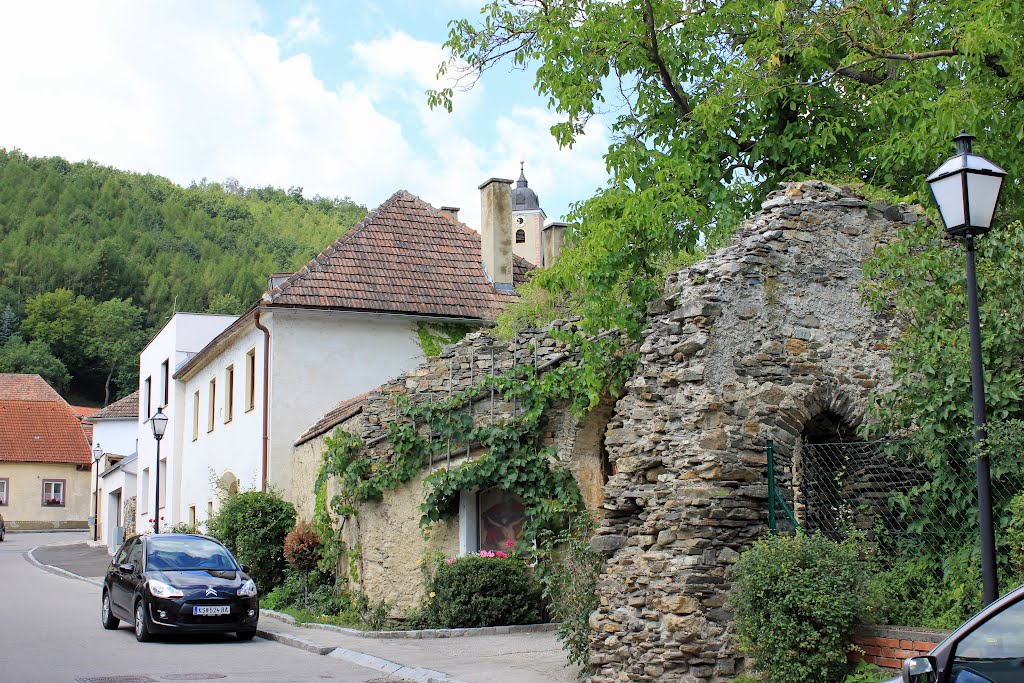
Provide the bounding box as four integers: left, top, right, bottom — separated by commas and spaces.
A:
295, 392, 368, 446
0, 373, 68, 403
265, 191, 533, 319
89, 390, 140, 420
72, 405, 99, 418
0, 374, 93, 464
0, 400, 93, 464
175, 191, 534, 381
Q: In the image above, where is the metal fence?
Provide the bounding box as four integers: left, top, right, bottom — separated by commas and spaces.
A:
766, 434, 1024, 558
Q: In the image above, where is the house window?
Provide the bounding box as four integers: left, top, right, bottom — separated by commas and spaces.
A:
144, 376, 152, 418
0, 478, 8, 505
245, 348, 256, 412
42, 479, 66, 507
141, 468, 150, 514
189, 505, 196, 527
515, 228, 526, 244
224, 365, 234, 423
207, 500, 214, 520
208, 378, 216, 432
192, 389, 200, 441
160, 358, 169, 407
158, 459, 166, 508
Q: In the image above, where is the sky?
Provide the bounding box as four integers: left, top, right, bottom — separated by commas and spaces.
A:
0, 1, 611, 227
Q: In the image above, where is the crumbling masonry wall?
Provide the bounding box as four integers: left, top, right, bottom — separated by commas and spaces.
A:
588, 181, 915, 682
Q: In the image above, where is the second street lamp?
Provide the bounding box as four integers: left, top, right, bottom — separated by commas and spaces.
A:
150, 406, 168, 534
926, 131, 1008, 606
92, 443, 102, 542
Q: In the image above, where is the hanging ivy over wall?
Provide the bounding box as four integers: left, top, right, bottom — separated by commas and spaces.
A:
312, 331, 634, 662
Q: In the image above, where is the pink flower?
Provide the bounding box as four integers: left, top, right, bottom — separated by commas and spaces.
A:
505, 540, 515, 549
478, 550, 496, 558
496, 551, 508, 559
445, 557, 456, 565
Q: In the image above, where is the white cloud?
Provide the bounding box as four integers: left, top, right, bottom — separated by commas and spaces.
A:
0, 1, 608, 241
283, 3, 323, 44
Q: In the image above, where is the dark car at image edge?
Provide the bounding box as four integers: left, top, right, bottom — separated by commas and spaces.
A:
101, 533, 259, 642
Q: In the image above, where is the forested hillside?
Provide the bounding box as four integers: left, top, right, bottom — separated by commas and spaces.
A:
0, 149, 366, 405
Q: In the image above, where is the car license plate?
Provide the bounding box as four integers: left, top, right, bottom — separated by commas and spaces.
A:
193, 605, 230, 616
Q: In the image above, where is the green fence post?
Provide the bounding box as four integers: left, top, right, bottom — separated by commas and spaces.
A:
767, 440, 776, 533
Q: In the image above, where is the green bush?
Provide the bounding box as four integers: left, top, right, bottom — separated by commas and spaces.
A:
418, 552, 544, 629
732, 533, 866, 683
207, 489, 296, 592
263, 566, 351, 615
1008, 493, 1024, 577
167, 521, 202, 535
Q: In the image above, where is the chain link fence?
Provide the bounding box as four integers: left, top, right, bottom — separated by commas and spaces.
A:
767, 433, 1024, 560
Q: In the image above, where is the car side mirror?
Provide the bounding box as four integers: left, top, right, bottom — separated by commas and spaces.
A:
902, 656, 938, 683
240, 564, 249, 573
118, 563, 135, 574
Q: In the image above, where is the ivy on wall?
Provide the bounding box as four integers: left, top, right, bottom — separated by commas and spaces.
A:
312, 331, 634, 663
416, 322, 474, 358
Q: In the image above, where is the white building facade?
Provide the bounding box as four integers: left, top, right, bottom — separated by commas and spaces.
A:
135, 313, 237, 533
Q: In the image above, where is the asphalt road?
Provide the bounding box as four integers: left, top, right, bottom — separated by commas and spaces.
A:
1, 532, 398, 683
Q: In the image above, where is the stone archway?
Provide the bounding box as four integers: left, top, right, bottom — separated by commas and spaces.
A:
563, 395, 618, 514
218, 470, 239, 497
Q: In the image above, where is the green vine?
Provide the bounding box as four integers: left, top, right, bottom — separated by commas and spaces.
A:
416, 322, 473, 358
313, 331, 635, 662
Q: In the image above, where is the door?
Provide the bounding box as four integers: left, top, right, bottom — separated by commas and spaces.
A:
110, 538, 143, 616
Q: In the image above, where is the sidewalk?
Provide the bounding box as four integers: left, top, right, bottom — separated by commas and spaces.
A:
29, 540, 576, 683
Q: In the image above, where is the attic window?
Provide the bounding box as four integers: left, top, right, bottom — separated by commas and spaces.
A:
515, 229, 526, 244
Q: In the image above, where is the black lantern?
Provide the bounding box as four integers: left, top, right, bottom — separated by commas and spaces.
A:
150, 407, 167, 533
927, 132, 1007, 606
926, 132, 1007, 237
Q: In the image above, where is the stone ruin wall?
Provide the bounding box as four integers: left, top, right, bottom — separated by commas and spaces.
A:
329, 320, 616, 609
319, 179, 919, 678
588, 181, 917, 682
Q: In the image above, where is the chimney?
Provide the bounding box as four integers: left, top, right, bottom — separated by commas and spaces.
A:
542, 222, 569, 268
440, 206, 460, 222
478, 178, 514, 290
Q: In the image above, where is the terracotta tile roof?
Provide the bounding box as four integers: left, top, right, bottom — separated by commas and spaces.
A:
89, 390, 140, 420
295, 392, 369, 446
0, 374, 67, 403
265, 191, 534, 320
0, 399, 93, 465
72, 405, 99, 418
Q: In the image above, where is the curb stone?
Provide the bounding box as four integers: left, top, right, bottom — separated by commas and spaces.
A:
328, 648, 466, 683
255, 628, 337, 656
260, 608, 559, 639
25, 545, 104, 587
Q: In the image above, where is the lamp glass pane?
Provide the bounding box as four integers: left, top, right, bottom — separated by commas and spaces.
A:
966, 172, 1003, 229
926, 155, 965, 181
929, 174, 965, 229
151, 412, 168, 437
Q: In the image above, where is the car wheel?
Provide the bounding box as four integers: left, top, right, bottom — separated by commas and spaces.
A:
134, 600, 152, 642
236, 628, 257, 641
101, 591, 120, 630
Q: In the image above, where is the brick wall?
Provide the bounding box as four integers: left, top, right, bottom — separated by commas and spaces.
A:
849, 625, 951, 669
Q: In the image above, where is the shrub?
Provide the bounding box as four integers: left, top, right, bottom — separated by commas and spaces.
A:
732, 533, 866, 683
207, 489, 296, 592
418, 550, 544, 629
284, 521, 321, 573
168, 521, 202, 535
1007, 493, 1024, 578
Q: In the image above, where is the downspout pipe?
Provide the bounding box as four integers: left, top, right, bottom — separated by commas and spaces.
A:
254, 309, 271, 492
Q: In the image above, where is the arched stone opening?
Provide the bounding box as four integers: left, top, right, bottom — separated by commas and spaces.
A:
564, 395, 618, 514
218, 470, 239, 497
792, 408, 865, 534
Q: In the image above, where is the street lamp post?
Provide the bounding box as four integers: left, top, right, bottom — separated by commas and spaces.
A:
92, 443, 102, 542
149, 406, 168, 534
926, 131, 1008, 606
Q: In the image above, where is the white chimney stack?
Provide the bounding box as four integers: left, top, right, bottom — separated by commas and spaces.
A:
478, 178, 514, 290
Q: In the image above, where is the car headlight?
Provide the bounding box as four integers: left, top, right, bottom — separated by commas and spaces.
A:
148, 579, 183, 599
237, 579, 258, 598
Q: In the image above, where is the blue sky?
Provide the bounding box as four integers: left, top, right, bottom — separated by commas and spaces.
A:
0, 1, 611, 226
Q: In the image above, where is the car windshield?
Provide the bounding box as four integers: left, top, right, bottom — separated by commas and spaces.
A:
146, 537, 237, 571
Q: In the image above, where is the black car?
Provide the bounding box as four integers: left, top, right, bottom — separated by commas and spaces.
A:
892, 582, 1024, 683
101, 533, 259, 642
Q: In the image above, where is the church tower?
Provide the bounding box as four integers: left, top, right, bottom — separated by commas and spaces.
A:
511, 162, 546, 266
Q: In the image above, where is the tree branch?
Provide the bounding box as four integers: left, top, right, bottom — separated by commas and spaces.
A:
641, 0, 691, 118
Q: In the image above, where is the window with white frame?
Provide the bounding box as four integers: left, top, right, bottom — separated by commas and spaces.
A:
458, 487, 526, 554
224, 365, 234, 423
0, 478, 8, 505
207, 377, 216, 432
42, 479, 65, 507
